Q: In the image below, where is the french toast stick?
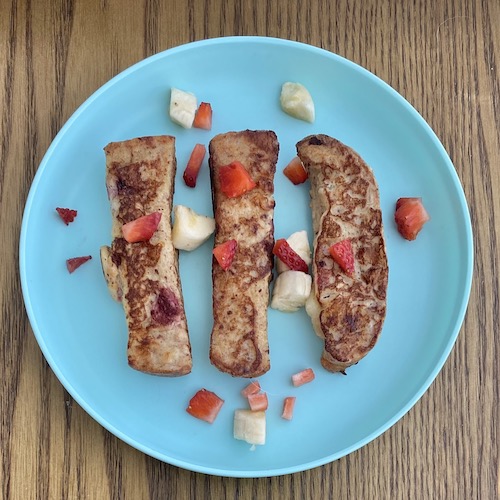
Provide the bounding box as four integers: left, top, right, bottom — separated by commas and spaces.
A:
296, 134, 388, 373
209, 130, 278, 377
101, 136, 192, 376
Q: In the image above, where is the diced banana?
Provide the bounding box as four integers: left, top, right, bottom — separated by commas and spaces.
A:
233, 409, 266, 446
280, 82, 315, 123
172, 205, 215, 251
270, 270, 312, 312
169, 88, 197, 128
276, 230, 311, 274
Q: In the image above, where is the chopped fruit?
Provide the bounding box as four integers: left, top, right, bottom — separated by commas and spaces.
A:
193, 102, 213, 130
66, 255, 92, 273
151, 287, 180, 325
329, 239, 355, 276
247, 392, 269, 411
281, 397, 296, 420
186, 389, 224, 424
213, 239, 237, 270
183, 143, 206, 188
241, 381, 261, 397
169, 88, 197, 128
219, 161, 256, 198
276, 230, 311, 274
291, 368, 315, 387
283, 157, 308, 185
56, 207, 77, 225
172, 205, 215, 251
395, 197, 430, 240
270, 270, 312, 312
122, 212, 162, 243
280, 82, 315, 123
273, 238, 309, 273
233, 409, 266, 445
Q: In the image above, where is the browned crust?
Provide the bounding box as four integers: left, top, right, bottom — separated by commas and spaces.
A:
297, 134, 388, 373
101, 136, 192, 376
208, 130, 278, 377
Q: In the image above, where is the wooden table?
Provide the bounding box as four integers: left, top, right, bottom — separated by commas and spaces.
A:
2, 1, 498, 498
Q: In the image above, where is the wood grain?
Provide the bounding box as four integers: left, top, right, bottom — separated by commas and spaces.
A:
1, 0, 498, 498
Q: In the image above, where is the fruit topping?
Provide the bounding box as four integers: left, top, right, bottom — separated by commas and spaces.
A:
329, 239, 355, 276
193, 102, 213, 130
66, 255, 92, 273
121, 212, 162, 243
186, 389, 224, 424
219, 161, 256, 198
273, 238, 309, 273
183, 143, 206, 188
283, 157, 308, 185
291, 368, 315, 387
56, 207, 77, 225
394, 197, 430, 240
213, 239, 237, 271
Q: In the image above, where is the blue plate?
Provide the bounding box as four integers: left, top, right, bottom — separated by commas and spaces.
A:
20, 37, 473, 477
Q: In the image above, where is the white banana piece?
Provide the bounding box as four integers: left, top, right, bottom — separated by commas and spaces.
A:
172, 205, 215, 251
169, 88, 197, 128
270, 270, 312, 312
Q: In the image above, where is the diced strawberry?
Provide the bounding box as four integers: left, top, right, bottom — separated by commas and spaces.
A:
241, 380, 261, 397
183, 143, 206, 188
219, 161, 256, 198
395, 197, 430, 240
281, 397, 296, 420
291, 368, 315, 387
329, 239, 355, 276
56, 207, 77, 225
283, 157, 308, 185
273, 238, 309, 273
122, 212, 162, 243
186, 388, 224, 424
193, 102, 212, 130
66, 255, 92, 273
247, 392, 268, 411
213, 239, 237, 270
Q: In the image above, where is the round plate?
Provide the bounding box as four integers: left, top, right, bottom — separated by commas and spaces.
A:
20, 37, 473, 477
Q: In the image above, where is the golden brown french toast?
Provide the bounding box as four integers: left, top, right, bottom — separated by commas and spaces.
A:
208, 130, 278, 377
297, 134, 388, 373
101, 136, 192, 376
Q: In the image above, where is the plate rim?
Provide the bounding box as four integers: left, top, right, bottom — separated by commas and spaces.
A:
19, 35, 474, 477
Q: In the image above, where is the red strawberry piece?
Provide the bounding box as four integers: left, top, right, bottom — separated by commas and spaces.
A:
329, 239, 355, 276
247, 392, 268, 411
213, 239, 237, 271
56, 207, 77, 225
122, 212, 162, 243
283, 157, 308, 185
219, 161, 256, 198
186, 388, 224, 424
395, 197, 430, 240
281, 396, 296, 420
291, 368, 315, 387
183, 143, 206, 188
241, 380, 261, 397
193, 102, 213, 130
66, 255, 92, 273
273, 238, 309, 273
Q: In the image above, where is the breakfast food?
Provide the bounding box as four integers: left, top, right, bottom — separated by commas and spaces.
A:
280, 82, 315, 123
297, 134, 388, 373
208, 130, 278, 378
172, 205, 215, 251
100, 135, 192, 376
394, 197, 430, 240
66, 255, 92, 273
169, 88, 197, 128
56, 207, 77, 225
233, 409, 266, 445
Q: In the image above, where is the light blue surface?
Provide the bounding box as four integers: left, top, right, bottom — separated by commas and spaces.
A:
19, 37, 473, 477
